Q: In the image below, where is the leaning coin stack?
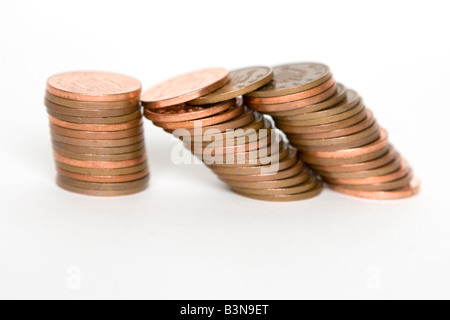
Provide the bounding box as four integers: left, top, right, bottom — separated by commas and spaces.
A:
142, 67, 322, 202
245, 63, 420, 200
45, 72, 149, 196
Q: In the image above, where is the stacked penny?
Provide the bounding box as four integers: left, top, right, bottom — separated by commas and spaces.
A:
245, 63, 420, 200
45, 72, 149, 196
142, 67, 322, 202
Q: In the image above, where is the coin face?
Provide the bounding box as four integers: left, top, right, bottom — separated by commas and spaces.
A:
47, 72, 142, 102
189, 66, 273, 105
246, 63, 331, 98
141, 68, 230, 108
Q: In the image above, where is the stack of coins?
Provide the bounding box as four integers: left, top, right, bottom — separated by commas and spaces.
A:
142, 67, 322, 202
45, 72, 150, 196
245, 63, 420, 200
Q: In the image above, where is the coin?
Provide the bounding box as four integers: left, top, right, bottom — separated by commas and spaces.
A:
48, 116, 143, 132
47, 110, 142, 125
47, 72, 141, 102
54, 152, 147, 169
45, 91, 140, 110
52, 141, 145, 155
141, 68, 230, 108
51, 133, 143, 148
189, 66, 274, 105
45, 99, 138, 117
56, 161, 148, 176
53, 146, 146, 162
245, 63, 331, 98
332, 170, 413, 192
57, 175, 149, 191
50, 124, 143, 140
57, 167, 150, 183
232, 177, 318, 196
57, 179, 148, 197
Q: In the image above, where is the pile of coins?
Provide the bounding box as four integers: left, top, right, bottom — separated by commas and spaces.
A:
45, 72, 149, 196
245, 63, 420, 200
142, 67, 323, 202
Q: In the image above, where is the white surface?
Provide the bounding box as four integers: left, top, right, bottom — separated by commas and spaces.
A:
0, 0, 449, 300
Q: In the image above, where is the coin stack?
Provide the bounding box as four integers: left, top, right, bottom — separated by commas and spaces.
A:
45, 72, 150, 196
142, 67, 322, 202
245, 63, 420, 200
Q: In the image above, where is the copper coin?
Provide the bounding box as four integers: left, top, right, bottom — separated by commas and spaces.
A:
50, 124, 143, 140
153, 99, 245, 130
45, 91, 140, 110
45, 99, 138, 117
53, 146, 145, 162
295, 110, 375, 140
47, 72, 141, 102
51, 133, 143, 148
48, 115, 143, 132
52, 141, 145, 155
222, 166, 311, 189
189, 66, 274, 105
310, 146, 396, 173
232, 177, 318, 196
190, 134, 272, 156
246, 82, 337, 113
332, 170, 413, 192
143, 99, 234, 123
266, 84, 347, 117
208, 148, 298, 175
57, 167, 150, 183
48, 110, 142, 125
56, 161, 148, 176
329, 177, 420, 200
218, 160, 303, 182
201, 127, 272, 148
54, 152, 147, 169
57, 179, 148, 197
141, 68, 230, 108
57, 175, 149, 191
246, 63, 331, 98
233, 180, 323, 202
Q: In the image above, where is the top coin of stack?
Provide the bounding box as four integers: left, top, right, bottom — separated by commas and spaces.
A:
142, 67, 323, 202
45, 72, 150, 197
245, 63, 420, 200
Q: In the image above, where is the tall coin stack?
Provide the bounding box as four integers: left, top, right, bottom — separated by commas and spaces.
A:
245, 63, 420, 200
45, 72, 150, 196
142, 67, 322, 202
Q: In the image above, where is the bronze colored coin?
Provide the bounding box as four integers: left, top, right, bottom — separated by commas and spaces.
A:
329, 177, 420, 200
144, 99, 234, 123
57, 174, 149, 191
276, 101, 365, 127
45, 99, 138, 117
246, 63, 331, 98
266, 84, 347, 117
319, 155, 402, 180
47, 72, 141, 102
56, 161, 148, 176
200, 127, 272, 148
52, 141, 145, 155
246, 82, 337, 113
45, 91, 140, 110
153, 99, 245, 130
244, 77, 334, 105
53, 146, 145, 162
50, 124, 143, 140
48, 110, 142, 125
234, 180, 323, 202
232, 177, 318, 196
278, 109, 367, 135
333, 170, 413, 192
324, 159, 409, 185
54, 152, 147, 169
189, 66, 274, 105
48, 115, 143, 132
51, 133, 143, 148
295, 110, 375, 140
141, 68, 230, 108
291, 123, 380, 148
208, 148, 298, 175
310, 146, 396, 173
57, 178, 148, 197
222, 166, 311, 189
302, 129, 388, 159
190, 134, 272, 156
218, 160, 303, 182
57, 167, 150, 183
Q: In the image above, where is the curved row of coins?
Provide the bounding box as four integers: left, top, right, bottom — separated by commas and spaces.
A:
45, 72, 150, 196
142, 67, 323, 202
244, 63, 420, 200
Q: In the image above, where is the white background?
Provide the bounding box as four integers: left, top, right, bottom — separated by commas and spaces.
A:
0, 0, 449, 300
